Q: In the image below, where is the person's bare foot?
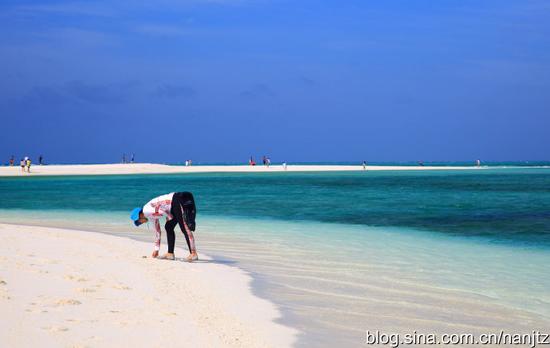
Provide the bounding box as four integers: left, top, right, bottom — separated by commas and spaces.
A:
159, 253, 175, 260
186, 252, 198, 262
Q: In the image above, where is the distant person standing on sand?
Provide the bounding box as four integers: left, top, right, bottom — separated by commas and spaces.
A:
25, 157, 31, 173
38, 155, 43, 165
20, 158, 25, 172
282, 161, 287, 170
476, 159, 481, 167
9, 156, 14, 166
131, 154, 135, 164
122, 153, 126, 164
249, 157, 256, 166
131, 192, 198, 262
362, 161, 367, 170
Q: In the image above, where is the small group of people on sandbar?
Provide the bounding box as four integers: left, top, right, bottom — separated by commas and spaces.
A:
131, 191, 199, 262
8, 155, 43, 172
122, 153, 135, 164
248, 155, 272, 167
18, 157, 32, 173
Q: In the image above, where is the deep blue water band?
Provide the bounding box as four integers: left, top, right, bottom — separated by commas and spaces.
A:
1, 168, 549, 247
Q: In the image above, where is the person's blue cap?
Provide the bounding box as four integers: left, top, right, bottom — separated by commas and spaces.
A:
130, 207, 143, 226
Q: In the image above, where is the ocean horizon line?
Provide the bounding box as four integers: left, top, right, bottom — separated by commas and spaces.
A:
3, 160, 550, 167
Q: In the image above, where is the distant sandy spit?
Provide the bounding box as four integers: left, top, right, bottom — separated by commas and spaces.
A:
0, 163, 482, 177
0, 224, 297, 348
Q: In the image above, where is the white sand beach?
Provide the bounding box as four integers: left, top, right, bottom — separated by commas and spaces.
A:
0, 224, 297, 348
0, 163, 481, 177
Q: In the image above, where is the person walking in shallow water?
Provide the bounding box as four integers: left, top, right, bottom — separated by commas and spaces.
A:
131, 192, 198, 262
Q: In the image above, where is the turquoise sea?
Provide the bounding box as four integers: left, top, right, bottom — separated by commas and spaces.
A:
1, 167, 550, 346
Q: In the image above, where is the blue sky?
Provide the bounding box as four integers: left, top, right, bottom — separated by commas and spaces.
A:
1, 0, 549, 163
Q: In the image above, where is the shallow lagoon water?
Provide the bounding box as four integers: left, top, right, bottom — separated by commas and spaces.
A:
1, 168, 549, 346
2, 168, 550, 245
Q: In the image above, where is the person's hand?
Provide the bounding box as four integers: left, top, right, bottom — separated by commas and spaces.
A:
152, 250, 159, 258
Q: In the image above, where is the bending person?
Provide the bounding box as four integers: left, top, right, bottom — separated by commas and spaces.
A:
131, 192, 198, 262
